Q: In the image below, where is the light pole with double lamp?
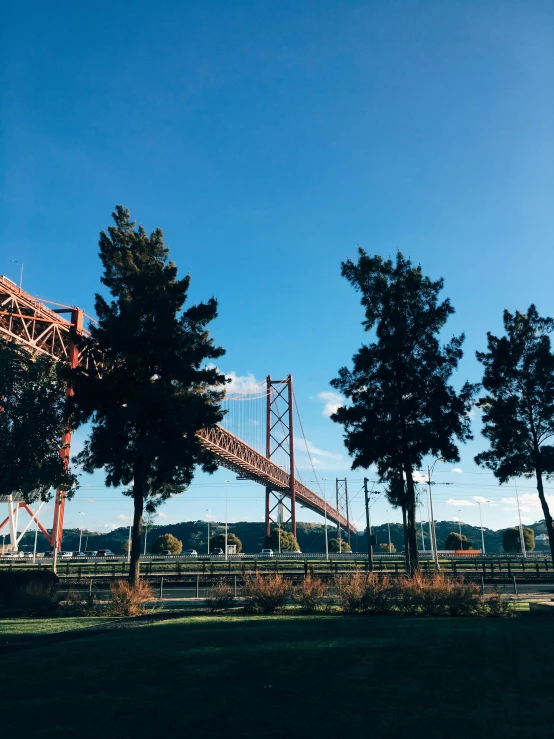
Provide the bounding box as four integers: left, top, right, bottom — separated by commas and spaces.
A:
476, 499, 492, 554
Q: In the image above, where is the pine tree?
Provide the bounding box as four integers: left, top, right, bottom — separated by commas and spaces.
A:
72, 206, 227, 585
475, 306, 554, 563
0, 339, 78, 503
330, 250, 475, 573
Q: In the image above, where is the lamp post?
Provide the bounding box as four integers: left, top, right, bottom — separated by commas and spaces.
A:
477, 500, 491, 554
458, 510, 463, 550
10, 260, 23, 290
426, 458, 443, 569
224, 480, 229, 561
78, 512, 85, 553
206, 509, 211, 554
515, 485, 527, 558
322, 478, 329, 560
387, 510, 392, 553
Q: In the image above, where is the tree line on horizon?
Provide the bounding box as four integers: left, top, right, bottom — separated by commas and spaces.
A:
1, 207, 554, 583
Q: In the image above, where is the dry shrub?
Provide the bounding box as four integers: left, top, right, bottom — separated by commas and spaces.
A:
66, 589, 102, 616
243, 574, 289, 614
109, 580, 153, 616
337, 573, 395, 615
205, 580, 235, 612
293, 576, 328, 613
395, 573, 481, 616
483, 589, 515, 618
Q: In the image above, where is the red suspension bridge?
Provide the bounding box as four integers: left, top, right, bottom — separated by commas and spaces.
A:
0, 276, 355, 551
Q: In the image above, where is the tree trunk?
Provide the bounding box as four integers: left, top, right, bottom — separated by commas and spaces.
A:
129, 482, 144, 587
402, 506, 410, 575
535, 468, 554, 564
406, 497, 419, 573
402, 460, 420, 575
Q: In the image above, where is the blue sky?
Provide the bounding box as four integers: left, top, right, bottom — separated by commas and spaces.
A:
2, 1, 554, 538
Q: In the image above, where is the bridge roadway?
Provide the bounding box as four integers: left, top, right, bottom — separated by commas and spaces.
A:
0, 276, 354, 535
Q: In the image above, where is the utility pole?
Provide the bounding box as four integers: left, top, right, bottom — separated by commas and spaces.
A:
364, 478, 374, 572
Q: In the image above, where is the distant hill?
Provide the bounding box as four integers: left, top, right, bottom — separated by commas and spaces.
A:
13, 518, 551, 554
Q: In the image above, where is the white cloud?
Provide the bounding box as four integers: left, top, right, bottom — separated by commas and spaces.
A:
446, 499, 476, 507
411, 471, 427, 484
225, 371, 261, 394
451, 468, 463, 474
117, 513, 130, 522
318, 391, 345, 418
500, 492, 554, 513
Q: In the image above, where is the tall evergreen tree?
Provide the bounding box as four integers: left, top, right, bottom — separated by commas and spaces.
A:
72, 206, 227, 585
475, 306, 554, 563
0, 339, 77, 503
330, 250, 475, 573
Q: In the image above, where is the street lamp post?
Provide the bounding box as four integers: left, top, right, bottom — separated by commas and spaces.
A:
426, 458, 443, 569
387, 511, 392, 553
515, 485, 527, 558
225, 480, 229, 561
78, 512, 85, 553
206, 509, 211, 554
322, 478, 329, 560
458, 510, 463, 550
477, 500, 491, 554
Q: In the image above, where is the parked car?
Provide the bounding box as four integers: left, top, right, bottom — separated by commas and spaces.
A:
59, 551, 73, 559
84, 551, 97, 557
43, 550, 55, 557
2, 551, 24, 558
260, 549, 274, 556
211, 548, 224, 556
72, 551, 86, 558
159, 550, 172, 556
183, 549, 198, 556
95, 549, 114, 557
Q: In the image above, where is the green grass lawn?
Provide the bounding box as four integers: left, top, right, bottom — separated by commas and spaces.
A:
1, 614, 553, 738
0, 616, 115, 642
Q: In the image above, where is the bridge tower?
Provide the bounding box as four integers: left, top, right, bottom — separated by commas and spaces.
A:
265, 375, 296, 539
335, 478, 351, 548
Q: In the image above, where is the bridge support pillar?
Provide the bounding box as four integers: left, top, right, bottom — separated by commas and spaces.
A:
265, 375, 296, 538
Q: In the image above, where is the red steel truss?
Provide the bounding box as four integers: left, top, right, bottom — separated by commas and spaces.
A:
198, 425, 353, 532
0, 277, 356, 548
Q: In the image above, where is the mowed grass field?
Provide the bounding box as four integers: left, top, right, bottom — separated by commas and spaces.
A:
2, 615, 554, 739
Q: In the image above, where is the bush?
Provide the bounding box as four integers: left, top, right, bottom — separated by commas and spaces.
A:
380, 543, 396, 553
293, 576, 328, 613
66, 589, 102, 616
395, 574, 481, 616
265, 528, 300, 552
151, 533, 182, 555
205, 580, 235, 612
109, 580, 153, 616
328, 538, 351, 553
482, 588, 515, 618
243, 574, 289, 614
0, 571, 59, 616
337, 573, 395, 614
502, 527, 535, 553
444, 532, 473, 550
210, 532, 242, 553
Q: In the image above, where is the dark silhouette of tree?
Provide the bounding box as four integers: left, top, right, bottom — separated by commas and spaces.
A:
0, 339, 78, 503
72, 207, 227, 585
331, 250, 475, 574
502, 526, 535, 553
444, 532, 473, 550
210, 532, 242, 553
265, 528, 300, 552
475, 306, 554, 563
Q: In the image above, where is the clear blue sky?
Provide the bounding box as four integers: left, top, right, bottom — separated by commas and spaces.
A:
2, 1, 554, 538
